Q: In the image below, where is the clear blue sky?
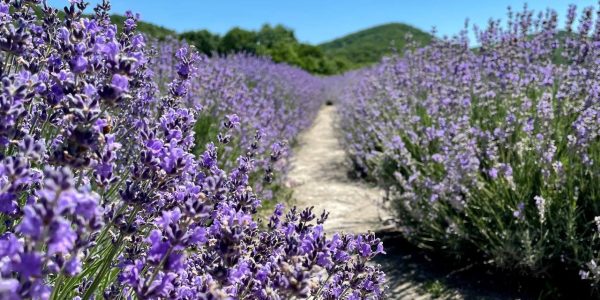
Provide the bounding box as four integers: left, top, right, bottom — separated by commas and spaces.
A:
48, 0, 596, 44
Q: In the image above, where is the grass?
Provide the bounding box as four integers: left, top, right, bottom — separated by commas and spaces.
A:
421, 280, 447, 298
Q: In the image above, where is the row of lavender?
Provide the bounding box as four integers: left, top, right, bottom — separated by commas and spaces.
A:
337, 5, 600, 284
152, 38, 324, 199
0, 1, 385, 299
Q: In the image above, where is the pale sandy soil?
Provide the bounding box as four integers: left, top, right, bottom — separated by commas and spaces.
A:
287, 105, 388, 234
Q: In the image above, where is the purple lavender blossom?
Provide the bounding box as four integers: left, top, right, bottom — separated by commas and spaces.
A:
0, 1, 386, 299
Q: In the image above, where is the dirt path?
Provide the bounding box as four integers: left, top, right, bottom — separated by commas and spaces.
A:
286, 106, 434, 299
287, 106, 517, 300
287, 105, 387, 234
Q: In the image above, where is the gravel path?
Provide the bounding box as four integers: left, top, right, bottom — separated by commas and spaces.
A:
287, 105, 387, 234
286, 106, 432, 299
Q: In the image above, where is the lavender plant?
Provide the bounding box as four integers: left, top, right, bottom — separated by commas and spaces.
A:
0, 1, 386, 299
337, 3, 600, 283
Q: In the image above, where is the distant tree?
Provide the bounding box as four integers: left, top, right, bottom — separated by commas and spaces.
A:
180, 30, 220, 55
293, 44, 322, 73
254, 25, 294, 64
265, 43, 299, 65
220, 27, 257, 54
296, 44, 324, 58
175, 23, 354, 75
257, 24, 296, 48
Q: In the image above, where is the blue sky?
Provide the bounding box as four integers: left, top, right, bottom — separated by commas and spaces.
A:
48, 0, 597, 44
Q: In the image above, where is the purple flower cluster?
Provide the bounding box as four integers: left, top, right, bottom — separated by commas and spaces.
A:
337, 3, 600, 281
0, 1, 385, 299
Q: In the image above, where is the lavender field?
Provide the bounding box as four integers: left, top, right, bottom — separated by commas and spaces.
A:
2, 0, 600, 299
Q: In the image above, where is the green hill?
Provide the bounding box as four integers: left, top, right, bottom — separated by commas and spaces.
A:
319, 23, 433, 68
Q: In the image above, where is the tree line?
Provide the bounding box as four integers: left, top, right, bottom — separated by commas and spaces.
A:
180, 24, 350, 75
